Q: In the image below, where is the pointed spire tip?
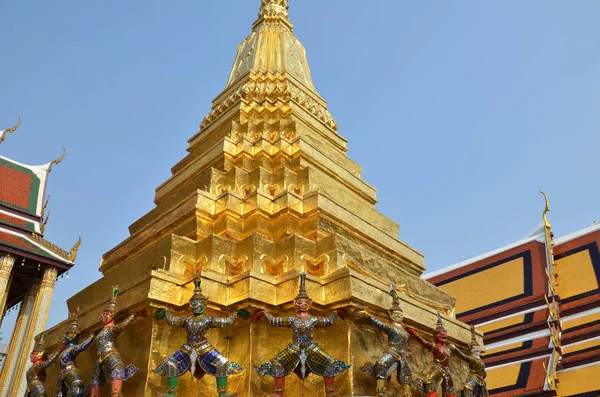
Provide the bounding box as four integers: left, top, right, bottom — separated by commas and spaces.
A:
259, 0, 289, 19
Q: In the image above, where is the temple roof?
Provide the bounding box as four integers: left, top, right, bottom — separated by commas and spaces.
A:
0, 118, 75, 268
427, 208, 600, 396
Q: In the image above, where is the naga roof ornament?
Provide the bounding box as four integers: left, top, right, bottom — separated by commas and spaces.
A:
0, 115, 21, 144
68, 237, 82, 262
47, 147, 66, 173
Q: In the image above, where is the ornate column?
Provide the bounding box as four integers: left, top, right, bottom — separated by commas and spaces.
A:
0, 253, 16, 327
4, 266, 57, 397
0, 278, 40, 396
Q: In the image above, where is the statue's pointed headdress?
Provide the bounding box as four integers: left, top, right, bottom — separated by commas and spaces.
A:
191, 271, 207, 302
388, 284, 403, 312
295, 272, 311, 300
469, 325, 483, 350
104, 286, 119, 316
67, 308, 81, 335
33, 333, 47, 353
436, 310, 446, 332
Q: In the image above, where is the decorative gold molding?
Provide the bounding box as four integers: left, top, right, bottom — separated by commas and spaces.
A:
219, 254, 248, 277
261, 254, 289, 278
200, 75, 336, 131
30, 233, 71, 261
183, 256, 208, 275
301, 254, 329, 277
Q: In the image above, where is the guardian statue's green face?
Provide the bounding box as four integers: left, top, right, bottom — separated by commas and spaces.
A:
190, 298, 206, 316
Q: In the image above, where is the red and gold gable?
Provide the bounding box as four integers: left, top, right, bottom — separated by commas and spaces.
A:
0, 156, 46, 217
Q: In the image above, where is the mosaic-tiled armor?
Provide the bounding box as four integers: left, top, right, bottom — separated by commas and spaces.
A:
91, 286, 147, 397
408, 311, 455, 397
26, 333, 58, 397
254, 273, 351, 397
56, 310, 93, 397
154, 272, 245, 397
360, 285, 413, 397
453, 326, 488, 397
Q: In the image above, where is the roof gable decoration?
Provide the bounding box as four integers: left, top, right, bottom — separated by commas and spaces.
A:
539, 190, 562, 393
0, 115, 21, 145
0, 147, 66, 220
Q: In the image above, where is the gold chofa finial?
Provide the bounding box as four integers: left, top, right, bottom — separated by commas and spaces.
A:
259, 0, 289, 19
0, 115, 22, 144
540, 190, 551, 229
41, 195, 50, 219
40, 211, 50, 234
69, 237, 82, 261
47, 147, 66, 173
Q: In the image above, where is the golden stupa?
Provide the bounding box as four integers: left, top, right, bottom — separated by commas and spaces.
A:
44, 1, 477, 395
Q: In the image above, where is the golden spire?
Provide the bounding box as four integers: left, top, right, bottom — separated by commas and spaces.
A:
0, 115, 22, 144
200, 0, 338, 135
226, 0, 315, 91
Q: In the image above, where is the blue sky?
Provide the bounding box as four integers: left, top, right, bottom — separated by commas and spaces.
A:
1, 1, 599, 335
